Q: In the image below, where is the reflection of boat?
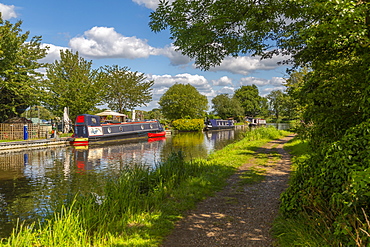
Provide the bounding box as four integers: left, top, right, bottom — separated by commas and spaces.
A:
148, 131, 166, 138
70, 114, 164, 146
147, 136, 166, 142
73, 138, 165, 171
204, 119, 235, 130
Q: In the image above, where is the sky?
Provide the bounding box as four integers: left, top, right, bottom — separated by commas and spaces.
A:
0, 0, 290, 112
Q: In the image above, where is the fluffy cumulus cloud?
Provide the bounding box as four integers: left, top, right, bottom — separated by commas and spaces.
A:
260, 86, 286, 96
211, 76, 233, 86
132, 0, 175, 10
154, 44, 191, 66
69, 26, 158, 59
147, 73, 216, 98
239, 76, 285, 87
0, 3, 17, 20
38, 44, 69, 64
216, 86, 235, 95
68, 27, 191, 66
209, 55, 286, 75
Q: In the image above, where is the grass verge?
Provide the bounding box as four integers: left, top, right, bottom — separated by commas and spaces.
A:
1, 126, 289, 247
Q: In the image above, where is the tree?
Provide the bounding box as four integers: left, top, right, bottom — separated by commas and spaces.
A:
43, 50, 103, 121
145, 108, 163, 120
100, 65, 154, 113
267, 90, 284, 119
267, 90, 298, 119
0, 17, 47, 122
159, 83, 208, 120
233, 85, 266, 117
211, 94, 244, 120
150, 0, 282, 70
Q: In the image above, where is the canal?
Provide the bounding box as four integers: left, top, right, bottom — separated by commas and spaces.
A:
0, 128, 248, 238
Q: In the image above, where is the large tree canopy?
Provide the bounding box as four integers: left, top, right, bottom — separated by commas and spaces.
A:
150, 0, 370, 70
211, 94, 244, 120
0, 17, 47, 122
43, 50, 103, 121
100, 65, 154, 113
150, 0, 282, 70
233, 85, 266, 117
159, 83, 208, 120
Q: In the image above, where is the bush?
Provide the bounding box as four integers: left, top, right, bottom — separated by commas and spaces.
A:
171, 119, 204, 131
280, 119, 370, 246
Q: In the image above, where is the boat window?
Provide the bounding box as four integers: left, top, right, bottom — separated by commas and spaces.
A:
91, 118, 97, 124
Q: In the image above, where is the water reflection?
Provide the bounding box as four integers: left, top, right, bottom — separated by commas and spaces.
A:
0, 129, 245, 238
267, 123, 292, 130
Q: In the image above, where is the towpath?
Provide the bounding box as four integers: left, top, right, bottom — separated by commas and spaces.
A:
161, 134, 295, 247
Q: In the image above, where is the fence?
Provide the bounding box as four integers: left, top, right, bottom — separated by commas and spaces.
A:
0, 123, 51, 141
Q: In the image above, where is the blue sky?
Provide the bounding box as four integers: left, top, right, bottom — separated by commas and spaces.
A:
0, 1, 290, 112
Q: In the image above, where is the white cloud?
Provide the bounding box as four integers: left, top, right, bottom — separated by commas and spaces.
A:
211, 76, 233, 86
132, 0, 175, 10
38, 44, 69, 64
147, 73, 215, 97
239, 76, 285, 87
69, 26, 157, 59
260, 86, 286, 97
0, 4, 17, 20
68, 27, 191, 66
209, 55, 286, 75
154, 44, 191, 66
216, 86, 235, 95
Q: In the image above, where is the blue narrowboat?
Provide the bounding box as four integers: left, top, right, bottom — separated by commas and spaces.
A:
204, 119, 235, 130
69, 114, 164, 146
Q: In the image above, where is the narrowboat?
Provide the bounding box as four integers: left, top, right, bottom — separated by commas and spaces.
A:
204, 119, 235, 130
69, 114, 164, 146
246, 117, 267, 126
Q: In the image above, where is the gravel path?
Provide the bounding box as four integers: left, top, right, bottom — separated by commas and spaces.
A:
161, 134, 295, 247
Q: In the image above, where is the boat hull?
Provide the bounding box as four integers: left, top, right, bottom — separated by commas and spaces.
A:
70, 138, 89, 146
70, 114, 164, 146
148, 131, 166, 138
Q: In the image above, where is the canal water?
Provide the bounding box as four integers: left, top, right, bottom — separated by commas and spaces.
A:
0, 128, 248, 238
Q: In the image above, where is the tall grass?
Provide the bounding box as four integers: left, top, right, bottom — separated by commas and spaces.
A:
1, 126, 288, 247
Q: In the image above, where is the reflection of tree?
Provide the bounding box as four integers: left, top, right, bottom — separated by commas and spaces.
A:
172, 132, 204, 147
161, 132, 209, 161
0, 176, 33, 238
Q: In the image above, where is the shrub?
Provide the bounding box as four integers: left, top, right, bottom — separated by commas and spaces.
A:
280, 119, 370, 245
171, 119, 204, 131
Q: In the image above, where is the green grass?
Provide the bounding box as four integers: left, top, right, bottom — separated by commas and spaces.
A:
1, 126, 289, 247
273, 213, 337, 247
